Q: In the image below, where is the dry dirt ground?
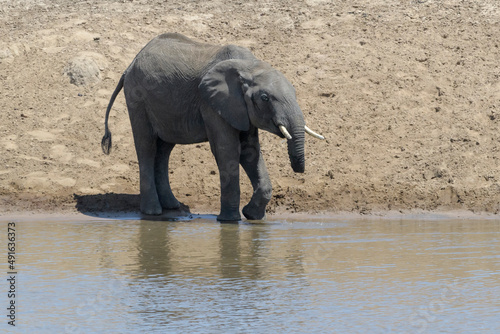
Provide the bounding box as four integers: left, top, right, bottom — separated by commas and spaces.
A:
1, 0, 500, 217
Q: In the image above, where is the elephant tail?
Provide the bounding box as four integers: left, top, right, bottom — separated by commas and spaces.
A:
101, 74, 125, 155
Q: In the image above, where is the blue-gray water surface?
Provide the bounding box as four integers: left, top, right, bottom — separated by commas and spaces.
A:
1, 216, 500, 333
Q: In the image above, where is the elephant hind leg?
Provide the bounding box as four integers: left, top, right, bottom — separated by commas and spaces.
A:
127, 100, 162, 215
155, 139, 180, 210
133, 133, 162, 215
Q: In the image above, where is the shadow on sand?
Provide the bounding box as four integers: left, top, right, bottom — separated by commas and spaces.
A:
73, 193, 196, 220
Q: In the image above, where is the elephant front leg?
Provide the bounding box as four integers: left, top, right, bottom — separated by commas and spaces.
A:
217, 159, 242, 221
240, 128, 272, 220
205, 125, 242, 221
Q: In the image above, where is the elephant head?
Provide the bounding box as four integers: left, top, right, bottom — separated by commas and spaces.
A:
199, 59, 323, 173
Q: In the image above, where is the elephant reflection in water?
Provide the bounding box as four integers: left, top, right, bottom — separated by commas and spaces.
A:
102, 33, 324, 221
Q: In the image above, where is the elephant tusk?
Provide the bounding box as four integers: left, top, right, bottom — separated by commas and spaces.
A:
279, 125, 292, 140
305, 126, 325, 140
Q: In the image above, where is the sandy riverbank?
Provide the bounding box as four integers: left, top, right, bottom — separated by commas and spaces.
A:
1, 1, 500, 217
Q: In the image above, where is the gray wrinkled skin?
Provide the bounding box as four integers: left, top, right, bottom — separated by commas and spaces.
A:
102, 33, 306, 221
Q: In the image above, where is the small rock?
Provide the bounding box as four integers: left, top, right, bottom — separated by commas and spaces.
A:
64, 55, 101, 86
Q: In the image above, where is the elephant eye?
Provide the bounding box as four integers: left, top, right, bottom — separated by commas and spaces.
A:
260, 93, 269, 102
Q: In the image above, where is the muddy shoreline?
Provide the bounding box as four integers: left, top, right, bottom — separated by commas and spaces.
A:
3, 208, 500, 223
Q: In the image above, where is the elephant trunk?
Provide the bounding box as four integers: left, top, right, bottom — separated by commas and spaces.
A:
287, 122, 306, 173
273, 101, 307, 173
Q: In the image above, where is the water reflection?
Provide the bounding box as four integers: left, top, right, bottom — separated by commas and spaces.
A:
2, 217, 500, 333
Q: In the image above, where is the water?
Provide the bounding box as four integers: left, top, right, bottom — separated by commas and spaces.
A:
1, 216, 500, 333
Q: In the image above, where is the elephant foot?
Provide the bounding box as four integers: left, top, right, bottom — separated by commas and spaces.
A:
160, 197, 180, 210
140, 199, 162, 215
242, 203, 266, 221
217, 211, 241, 222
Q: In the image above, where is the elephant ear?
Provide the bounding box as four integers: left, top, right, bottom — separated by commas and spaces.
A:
199, 59, 254, 131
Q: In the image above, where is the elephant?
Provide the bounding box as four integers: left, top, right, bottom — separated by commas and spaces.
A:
101, 33, 324, 221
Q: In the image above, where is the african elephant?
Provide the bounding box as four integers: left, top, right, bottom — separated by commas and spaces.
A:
102, 33, 323, 221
